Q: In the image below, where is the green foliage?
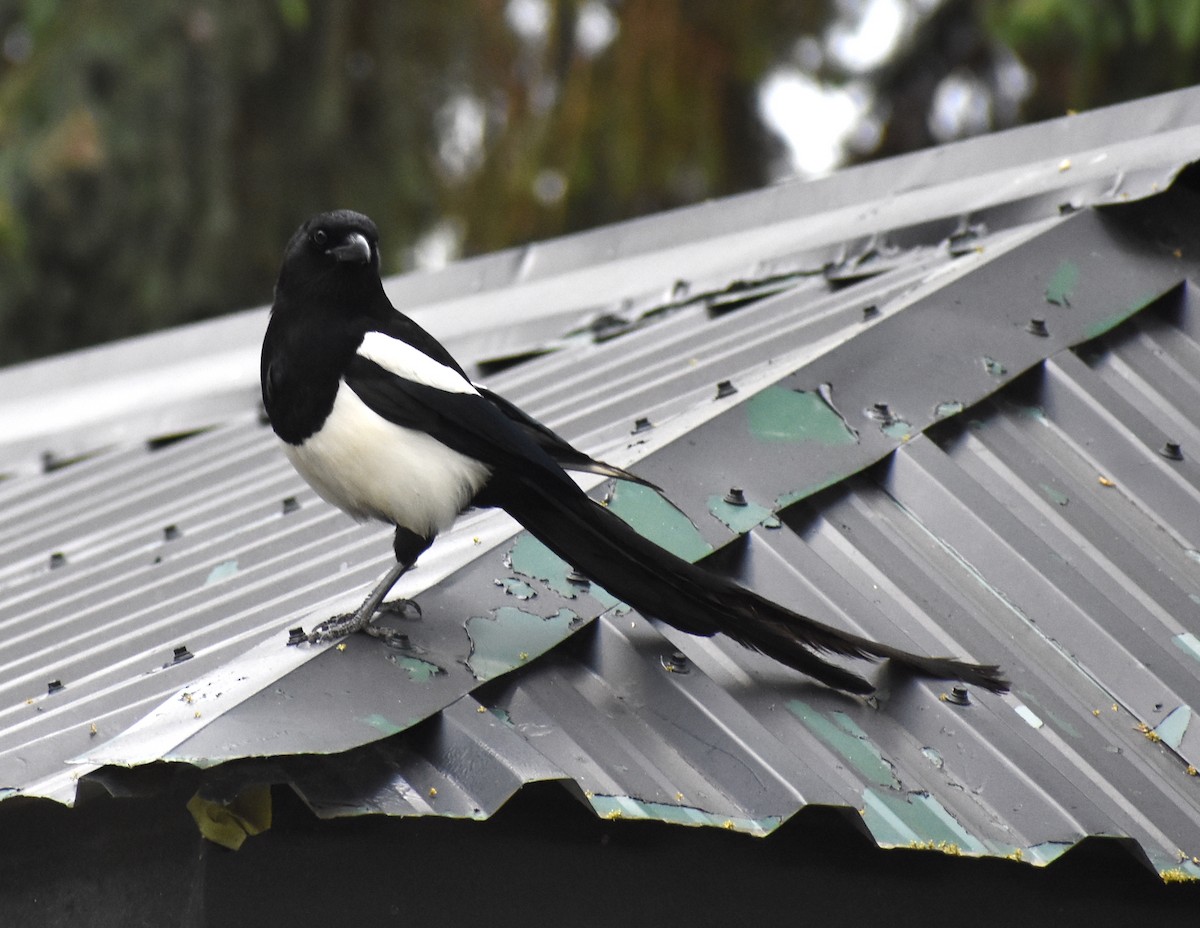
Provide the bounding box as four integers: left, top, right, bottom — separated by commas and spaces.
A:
983, 0, 1200, 118
2, 0, 1200, 364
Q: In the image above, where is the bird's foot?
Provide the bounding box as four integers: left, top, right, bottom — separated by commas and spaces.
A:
305, 599, 418, 647
377, 598, 422, 620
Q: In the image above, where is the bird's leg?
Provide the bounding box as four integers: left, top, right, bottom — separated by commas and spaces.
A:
306, 527, 433, 646
307, 559, 413, 645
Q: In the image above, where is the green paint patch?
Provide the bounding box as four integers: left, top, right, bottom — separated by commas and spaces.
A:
1039, 483, 1069, 507
1161, 865, 1200, 883
509, 535, 587, 598
607, 481, 712, 563
862, 789, 987, 855
587, 794, 780, 836
465, 607, 579, 681
982, 357, 1007, 377
496, 577, 537, 600
788, 700, 899, 789
387, 653, 442, 683
707, 493, 774, 533
1019, 693, 1081, 739
1152, 705, 1192, 751
881, 419, 913, 440
1044, 259, 1079, 307
934, 401, 964, 418
745, 385, 859, 446
1022, 841, 1074, 866
775, 472, 847, 509
1082, 289, 1164, 340
204, 559, 239, 586
1175, 632, 1200, 663
361, 713, 408, 737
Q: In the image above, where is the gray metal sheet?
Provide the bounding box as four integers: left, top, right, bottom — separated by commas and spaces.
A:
5, 88, 1200, 880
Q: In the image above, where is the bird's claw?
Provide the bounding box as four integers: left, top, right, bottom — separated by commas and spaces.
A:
304, 599, 419, 646
377, 598, 422, 619
306, 612, 367, 643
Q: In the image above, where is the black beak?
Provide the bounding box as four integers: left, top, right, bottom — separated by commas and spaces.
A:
329, 232, 371, 265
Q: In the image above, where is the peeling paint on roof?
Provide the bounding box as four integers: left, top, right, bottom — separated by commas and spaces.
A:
5, 87, 1200, 880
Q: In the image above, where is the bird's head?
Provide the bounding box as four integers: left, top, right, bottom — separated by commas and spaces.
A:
275, 210, 383, 309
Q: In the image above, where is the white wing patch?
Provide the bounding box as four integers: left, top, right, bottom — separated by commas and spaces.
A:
357, 330, 477, 395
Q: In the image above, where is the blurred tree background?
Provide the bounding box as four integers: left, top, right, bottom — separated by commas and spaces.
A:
3, 0, 1200, 364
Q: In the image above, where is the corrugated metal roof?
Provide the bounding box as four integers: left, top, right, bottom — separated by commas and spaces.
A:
4, 87, 1200, 880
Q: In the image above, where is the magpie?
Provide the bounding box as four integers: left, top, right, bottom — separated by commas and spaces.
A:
260, 209, 1010, 696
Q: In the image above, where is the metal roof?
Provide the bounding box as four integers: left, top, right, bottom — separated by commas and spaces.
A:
4, 87, 1200, 880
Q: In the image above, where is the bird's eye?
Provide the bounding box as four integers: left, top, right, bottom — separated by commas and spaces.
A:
312, 229, 328, 247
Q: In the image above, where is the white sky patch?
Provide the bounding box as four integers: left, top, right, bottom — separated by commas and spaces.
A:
928, 70, 993, 142
437, 93, 487, 179
576, 1, 619, 57
827, 0, 910, 73
532, 168, 568, 205
506, 0, 550, 43
409, 218, 464, 272
759, 69, 869, 177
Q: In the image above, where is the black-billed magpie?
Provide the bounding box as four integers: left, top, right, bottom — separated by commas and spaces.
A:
261, 209, 1010, 696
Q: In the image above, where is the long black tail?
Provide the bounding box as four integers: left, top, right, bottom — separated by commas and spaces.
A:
500, 479, 1010, 696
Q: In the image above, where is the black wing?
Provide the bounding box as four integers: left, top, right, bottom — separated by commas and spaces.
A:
343, 354, 581, 497
475, 386, 659, 490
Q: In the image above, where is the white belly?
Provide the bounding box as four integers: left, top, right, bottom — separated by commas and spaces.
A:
284, 380, 492, 537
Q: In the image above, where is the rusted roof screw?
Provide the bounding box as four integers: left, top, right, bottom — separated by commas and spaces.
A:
945, 685, 970, 706
662, 651, 690, 674
282, 496, 300, 514
286, 627, 308, 646
724, 487, 748, 507
715, 379, 738, 399
632, 416, 653, 434
1027, 318, 1049, 337
47, 679, 64, 695
1159, 441, 1184, 461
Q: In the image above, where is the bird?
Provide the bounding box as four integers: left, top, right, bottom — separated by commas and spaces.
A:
260, 209, 1010, 696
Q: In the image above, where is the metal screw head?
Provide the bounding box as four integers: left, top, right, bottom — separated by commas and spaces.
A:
286, 627, 308, 646
48, 552, 66, 570
1027, 318, 1049, 337
945, 685, 970, 706
171, 646, 193, 665
282, 496, 300, 514
47, 679, 64, 695
715, 379, 738, 399
632, 417, 653, 434
723, 487, 748, 506
661, 651, 690, 674
163, 524, 181, 542
1159, 441, 1184, 461
867, 402, 895, 423
566, 569, 591, 588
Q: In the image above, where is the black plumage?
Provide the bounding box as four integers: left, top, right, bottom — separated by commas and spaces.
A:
261, 209, 1009, 696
